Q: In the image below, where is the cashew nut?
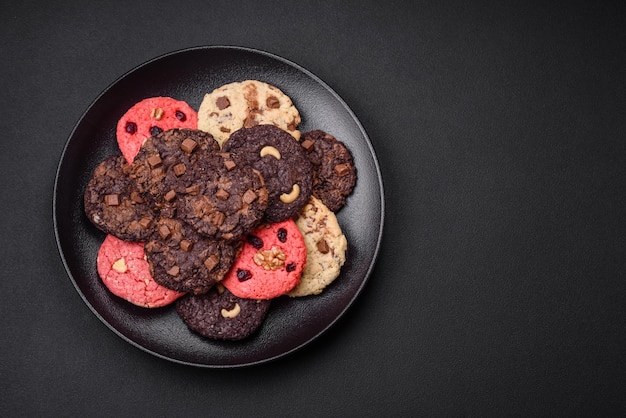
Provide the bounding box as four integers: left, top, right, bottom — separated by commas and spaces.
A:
221, 303, 241, 318
260, 145, 281, 160
280, 184, 300, 203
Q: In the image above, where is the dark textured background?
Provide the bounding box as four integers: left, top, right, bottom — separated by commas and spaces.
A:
2, 1, 625, 416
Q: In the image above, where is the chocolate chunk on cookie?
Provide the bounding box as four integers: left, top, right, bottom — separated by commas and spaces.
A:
223, 124, 313, 223
197, 80, 301, 148
176, 284, 271, 341
177, 152, 268, 242
84, 155, 157, 241
300, 130, 357, 212
144, 217, 236, 295
128, 128, 220, 217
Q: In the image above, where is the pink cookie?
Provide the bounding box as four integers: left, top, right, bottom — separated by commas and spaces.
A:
116, 97, 198, 163
97, 234, 185, 308
222, 220, 306, 300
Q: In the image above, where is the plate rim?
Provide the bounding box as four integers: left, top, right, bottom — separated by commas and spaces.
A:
53, 45, 385, 368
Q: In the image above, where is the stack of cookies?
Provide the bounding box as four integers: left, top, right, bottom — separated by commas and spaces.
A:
84, 80, 357, 341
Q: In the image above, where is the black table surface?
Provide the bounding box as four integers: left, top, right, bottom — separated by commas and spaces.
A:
2, 1, 625, 416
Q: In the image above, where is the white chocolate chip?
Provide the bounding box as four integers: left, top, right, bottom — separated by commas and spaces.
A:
259, 145, 281, 160
112, 257, 127, 273
279, 184, 300, 203
221, 303, 241, 318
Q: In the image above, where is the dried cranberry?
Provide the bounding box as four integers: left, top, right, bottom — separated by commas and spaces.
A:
247, 235, 263, 249
277, 228, 287, 243
286, 263, 296, 272
175, 110, 187, 121
125, 121, 137, 134
150, 126, 163, 136
237, 269, 252, 281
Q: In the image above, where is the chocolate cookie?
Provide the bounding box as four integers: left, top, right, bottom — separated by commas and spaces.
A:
144, 217, 236, 295
128, 128, 220, 217
177, 152, 268, 242
300, 130, 356, 212
223, 124, 313, 223
84, 155, 156, 241
175, 284, 271, 341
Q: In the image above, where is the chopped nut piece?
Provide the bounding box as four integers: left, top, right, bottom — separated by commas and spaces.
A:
253, 246, 286, 270
112, 257, 127, 273
150, 107, 164, 120
167, 265, 180, 276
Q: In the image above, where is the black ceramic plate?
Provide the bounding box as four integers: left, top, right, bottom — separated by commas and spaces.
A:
54, 46, 384, 367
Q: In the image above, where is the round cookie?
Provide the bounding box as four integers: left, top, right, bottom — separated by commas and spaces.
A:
144, 217, 237, 295
197, 80, 301, 148
97, 234, 184, 308
84, 155, 157, 242
288, 196, 348, 297
116, 97, 198, 164
300, 130, 357, 212
128, 128, 220, 218
223, 124, 313, 223
221, 220, 306, 300
176, 152, 269, 242
175, 284, 271, 341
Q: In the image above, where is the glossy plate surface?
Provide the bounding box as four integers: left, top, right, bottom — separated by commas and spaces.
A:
54, 46, 384, 367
